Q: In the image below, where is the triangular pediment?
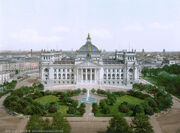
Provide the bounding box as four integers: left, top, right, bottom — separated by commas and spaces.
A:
76, 61, 101, 67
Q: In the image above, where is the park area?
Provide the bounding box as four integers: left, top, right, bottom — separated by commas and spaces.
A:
0, 73, 180, 133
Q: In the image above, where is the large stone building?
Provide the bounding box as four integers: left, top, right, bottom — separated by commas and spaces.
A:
40, 34, 139, 88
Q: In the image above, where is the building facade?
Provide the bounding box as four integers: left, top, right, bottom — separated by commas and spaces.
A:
40, 34, 139, 87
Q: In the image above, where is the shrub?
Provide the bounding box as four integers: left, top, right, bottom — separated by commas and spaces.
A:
106, 94, 116, 105
78, 107, 85, 115
119, 104, 130, 113
82, 88, 87, 94
91, 88, 96, 94
48, 106, 57, 113
141, 102, 154, 115
97, 89, 106, 95
92, 103, 98, 114
67, 106, 76, 114
132, 104, 144, 116
101, 104, 110, 114
79, 103, 86, 108
71, 100, 78, 108
100, 99, 106, 106
112, 91, 126, 97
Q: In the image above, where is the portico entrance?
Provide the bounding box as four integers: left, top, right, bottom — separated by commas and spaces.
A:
76, 68, 99, 84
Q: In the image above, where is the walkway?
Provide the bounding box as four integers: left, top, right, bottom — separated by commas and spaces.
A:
140, 78, 180, 133
66, 103, 111, 133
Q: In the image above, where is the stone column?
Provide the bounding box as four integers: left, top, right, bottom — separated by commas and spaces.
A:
90, 68, 92, 83
76, 68, 78, 84
85, 68, 87, 82
65, 69, 67, 80
81, 68, 83, 82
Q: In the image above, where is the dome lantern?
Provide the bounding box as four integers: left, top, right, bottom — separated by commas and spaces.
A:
87, 33, 91, 41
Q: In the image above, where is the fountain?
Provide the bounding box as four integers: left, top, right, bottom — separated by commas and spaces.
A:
80, 89, 97, 103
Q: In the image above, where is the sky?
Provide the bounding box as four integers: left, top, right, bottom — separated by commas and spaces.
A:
0, 0, 180, 51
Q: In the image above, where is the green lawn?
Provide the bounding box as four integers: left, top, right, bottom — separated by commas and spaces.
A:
35, 95, 81, 117
34, 95, 59, 104
95, 95, 144, 117
142, 76, 158, 85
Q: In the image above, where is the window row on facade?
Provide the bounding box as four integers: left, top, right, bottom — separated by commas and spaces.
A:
54, 68, 74, 73
104, 68, 124, 73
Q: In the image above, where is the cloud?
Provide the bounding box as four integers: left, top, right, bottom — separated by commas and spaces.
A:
123, 24, 144, 31
90, 29, 112, 39
149, 22, 174, 30
11, 29, 63, 43
52, 26, 70, 32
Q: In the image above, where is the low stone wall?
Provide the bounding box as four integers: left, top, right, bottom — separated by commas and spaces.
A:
44, 84, 132, 91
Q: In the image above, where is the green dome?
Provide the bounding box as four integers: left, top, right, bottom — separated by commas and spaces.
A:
79, 41, 99, 52
78, 33, 100, 52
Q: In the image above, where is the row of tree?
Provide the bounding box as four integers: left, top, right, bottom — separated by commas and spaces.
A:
142, 64, 180, 77
0, 80, 17, 98
107, 113, 153, 133
26, 113, 71, 133
133, 83, 173, 111
141, 65, 180, 97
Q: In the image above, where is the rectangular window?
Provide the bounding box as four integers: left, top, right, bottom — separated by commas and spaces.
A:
92, 74, 95, 80
104, 74, 106, 79
108, 74, 111, 79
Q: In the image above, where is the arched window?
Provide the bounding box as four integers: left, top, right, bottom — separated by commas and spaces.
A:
44, 68, 49, 72
129, 68, 133, 72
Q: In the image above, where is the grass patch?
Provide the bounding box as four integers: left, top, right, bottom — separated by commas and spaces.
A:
35, 95, 82, 117
95, 95, 144, 117
34, 95, 59, 104
142, 76, 158, 85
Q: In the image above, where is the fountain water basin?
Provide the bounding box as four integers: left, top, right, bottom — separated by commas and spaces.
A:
80, 89, 97, 103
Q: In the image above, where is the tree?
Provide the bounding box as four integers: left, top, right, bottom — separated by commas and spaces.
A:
133, 104, 144, 116
141, 67, 149, 77
15, 69, 19, 74
91, 88, 96, 94
132, 113, 154, 133
51, 113, 71, 133
26, 115, 45, 131
82, 88, 87, 94
107, 114, 133, 133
